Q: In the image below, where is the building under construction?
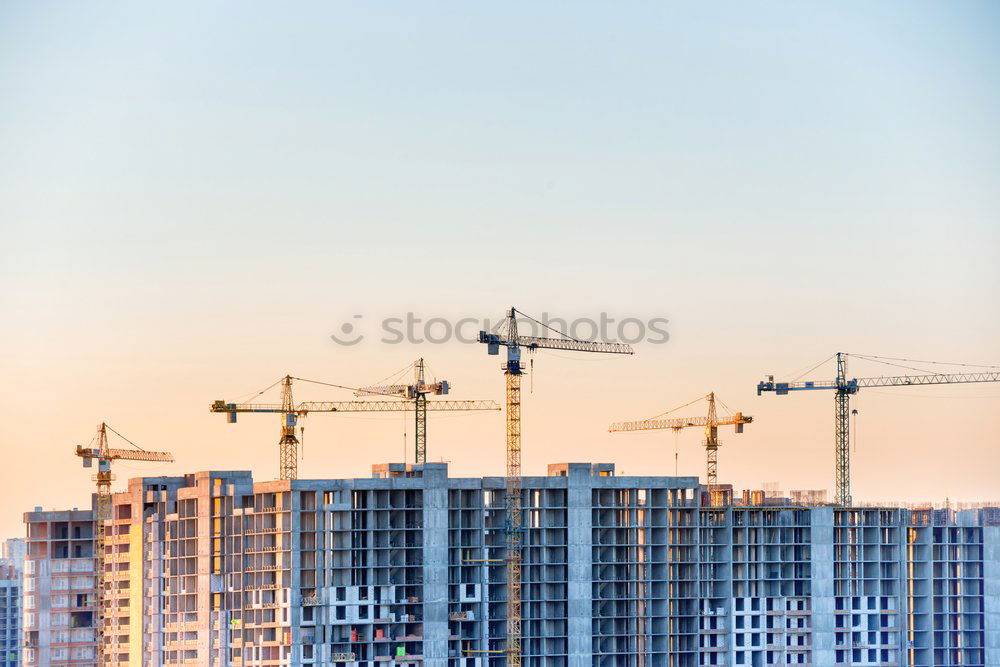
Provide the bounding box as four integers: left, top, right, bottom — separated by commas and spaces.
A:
22, 507, 97, 667
21, 463, 1000, 667
0, 560, 22, 667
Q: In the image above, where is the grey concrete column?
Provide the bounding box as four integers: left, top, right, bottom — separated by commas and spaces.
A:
810, 507, 836, 666
984, 526, 1000, 667
287, 486, 302, 666
38, 559, 52, 667
567, 466, 593, 666
422, 466, 450, 665
721, 509, 735, 666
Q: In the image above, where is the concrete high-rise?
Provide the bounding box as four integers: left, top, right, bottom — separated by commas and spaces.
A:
0, 562, 21, 667
22, 507, 97, 667
23, 463, 1000, 666
0, 537, 26, 667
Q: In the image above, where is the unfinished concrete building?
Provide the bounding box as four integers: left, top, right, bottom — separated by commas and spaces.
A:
0, 562, 21, 667
0, 538, 25, 667
22, 507, 97, 667
22, 463, 1000, 667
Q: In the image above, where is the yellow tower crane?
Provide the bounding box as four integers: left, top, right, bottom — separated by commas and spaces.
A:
479, 307, 634, 665
75, 423, 174, 667
609, 392, 751, 506
212, 374, 499, 479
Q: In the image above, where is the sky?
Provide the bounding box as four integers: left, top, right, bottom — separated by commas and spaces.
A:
1, 2, 998, 539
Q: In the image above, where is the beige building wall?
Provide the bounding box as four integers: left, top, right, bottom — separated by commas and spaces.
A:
22, 507, 97, 667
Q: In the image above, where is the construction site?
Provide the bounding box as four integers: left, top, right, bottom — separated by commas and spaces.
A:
17, 311, 1000, 667
7, 0, 1000, 663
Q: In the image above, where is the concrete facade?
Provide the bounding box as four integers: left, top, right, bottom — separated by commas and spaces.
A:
21, 465, 1000, 667
0, 538, 25, 667
1, 563, 21, 667
22, 507, 97, 667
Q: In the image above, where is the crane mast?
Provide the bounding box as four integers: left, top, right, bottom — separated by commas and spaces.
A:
834, 354, 851, 505
279, 376, 298, 481
415, 359, 428, 464
75, 423, 173, 667
91, 424, 113, 667
706, 393, 718, 497
503, 315, 523, 667
479, 307, 633, 666
758, 352, 1000, 505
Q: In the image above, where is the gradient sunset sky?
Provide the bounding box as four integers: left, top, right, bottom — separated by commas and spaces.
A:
1, 2, 999, 539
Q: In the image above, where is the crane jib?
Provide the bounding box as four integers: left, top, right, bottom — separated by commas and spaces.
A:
758, 371, 1000, 395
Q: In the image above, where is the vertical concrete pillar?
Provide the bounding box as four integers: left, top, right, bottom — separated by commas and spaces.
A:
421, 465, 450, 664
984, 526, 1000, 667
721, 509, 735, 666
196, 478, 213, 666
38, 558, 52, 667
287, 484, 302, 666
810, 506, 836, 666
128, 524, 142, 667
567, 465, 593, 666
